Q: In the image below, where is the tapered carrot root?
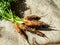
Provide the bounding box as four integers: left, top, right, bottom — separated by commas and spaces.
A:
19, 24, 46, 37
24, 17, 43, 26
13, 23, 28, 39
23, 16, 50, 28
24, 15, 41, 20
13, 23, 30, 44
13, 23, 21, 33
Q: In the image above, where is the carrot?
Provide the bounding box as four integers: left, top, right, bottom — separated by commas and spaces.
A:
13, 23, 21, 33
13, 23, 27, 40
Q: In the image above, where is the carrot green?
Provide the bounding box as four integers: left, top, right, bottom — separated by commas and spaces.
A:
0, 0, 24, 24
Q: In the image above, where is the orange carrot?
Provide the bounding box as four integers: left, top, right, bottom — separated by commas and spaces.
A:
13, 23, 27, 39
13, 23, 21, 33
